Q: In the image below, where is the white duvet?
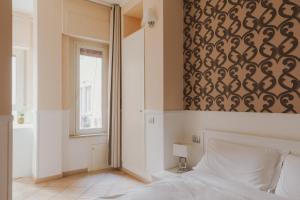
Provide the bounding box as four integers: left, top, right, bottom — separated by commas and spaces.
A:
102, 171, 289, 200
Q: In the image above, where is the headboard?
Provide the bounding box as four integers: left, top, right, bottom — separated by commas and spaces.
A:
202, 129, 300, 156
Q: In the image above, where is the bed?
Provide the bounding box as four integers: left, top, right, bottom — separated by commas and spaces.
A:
102, 130, 300, 200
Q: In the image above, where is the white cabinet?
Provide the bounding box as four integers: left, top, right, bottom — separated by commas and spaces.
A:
122, 29, 147, 179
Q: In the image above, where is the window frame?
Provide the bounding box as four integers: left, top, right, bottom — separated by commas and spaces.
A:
74, 42, 108, 136
12, 48, 26, 111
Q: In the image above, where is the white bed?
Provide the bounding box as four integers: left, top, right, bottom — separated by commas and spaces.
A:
102, 130, 300, 200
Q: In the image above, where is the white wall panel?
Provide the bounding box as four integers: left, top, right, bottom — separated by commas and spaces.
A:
13, 126, 34, 178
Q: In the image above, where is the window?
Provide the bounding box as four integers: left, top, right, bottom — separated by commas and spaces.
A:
12, 56, 17, 108
76, 45, 107, 135
12, 48, 34, 126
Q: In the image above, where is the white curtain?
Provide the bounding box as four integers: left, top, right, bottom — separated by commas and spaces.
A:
108, 4, 122, 168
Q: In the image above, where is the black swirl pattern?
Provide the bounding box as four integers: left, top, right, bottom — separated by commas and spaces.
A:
183, 0, 300, 113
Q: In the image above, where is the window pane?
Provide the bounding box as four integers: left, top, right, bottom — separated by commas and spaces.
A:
79, 48, 102, 130
12, 56, 17, 107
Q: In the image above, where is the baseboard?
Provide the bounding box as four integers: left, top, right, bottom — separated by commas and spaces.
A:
121, 168, 150, 184
34, 174, 63, 184
34, 167, 147, 184
62, 168, 88, 177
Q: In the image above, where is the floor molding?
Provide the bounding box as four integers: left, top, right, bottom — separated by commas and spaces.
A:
121, 168, 150, 184
34, 174, 63, 184
62, 168, 88, 177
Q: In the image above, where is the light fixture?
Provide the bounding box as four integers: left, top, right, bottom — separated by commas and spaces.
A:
173, 143, 190, 172
142, 8, 156, 28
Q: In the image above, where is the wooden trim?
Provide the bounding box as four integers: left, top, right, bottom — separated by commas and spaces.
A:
62, 32, 110, 45
121, 168, 150, 184
62, 168, 88, 177
87, 167, 115, 174
0, 116, 13, 200
34, 174, 63, 184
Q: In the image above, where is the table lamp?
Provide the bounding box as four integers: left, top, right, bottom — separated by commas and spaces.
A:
173, 143, 189, 172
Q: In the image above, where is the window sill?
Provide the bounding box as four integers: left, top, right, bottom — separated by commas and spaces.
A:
70, 133, 107, 139
13, 124, 33, 130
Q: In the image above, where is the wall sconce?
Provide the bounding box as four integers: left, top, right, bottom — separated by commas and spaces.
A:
143, 8, 156, 28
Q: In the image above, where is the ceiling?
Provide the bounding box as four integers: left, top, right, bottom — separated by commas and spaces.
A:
100, 0, 127, 4
12, 0, 128, 14
89, 0, 129, 6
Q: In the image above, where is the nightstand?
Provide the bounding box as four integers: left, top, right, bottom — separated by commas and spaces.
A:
151, 167, 191, 181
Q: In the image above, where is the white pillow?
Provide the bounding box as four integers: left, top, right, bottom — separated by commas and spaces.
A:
275, 155, 300, 199
194, 139, 283, 191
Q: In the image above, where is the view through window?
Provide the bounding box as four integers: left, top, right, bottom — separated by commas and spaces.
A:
78, 48, 103, 132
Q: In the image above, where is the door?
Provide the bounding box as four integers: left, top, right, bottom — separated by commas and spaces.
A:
122, 29, 145, 178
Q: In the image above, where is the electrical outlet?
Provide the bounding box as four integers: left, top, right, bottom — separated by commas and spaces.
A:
192, 135, 201, 144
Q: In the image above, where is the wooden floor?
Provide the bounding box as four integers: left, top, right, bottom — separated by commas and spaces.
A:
13, 170, 144, 200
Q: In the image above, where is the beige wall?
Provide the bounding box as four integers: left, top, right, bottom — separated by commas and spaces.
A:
163, 0, 183, 111
36, 0, 62, 110
63, 0, 111, 43
123, 16, 141, 38
123, 0, 183, 111
0, 0, 12, 115
143, 0, 164, 111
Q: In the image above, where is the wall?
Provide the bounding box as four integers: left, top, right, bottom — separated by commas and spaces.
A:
177, 0, 300, 167
62, 36, 109, 172
61, 0, 111, 173
123, 16, 141, 38
36, 0, 62, 111
122, 0, 184, 176
63, 0, 111, 43
13, 126, 34, 178
183, 0, 300, 113
62, 111, 108, 172
31, 0, 112, 179
143, 0, 164, 111
123, 0, 183, 111
33, 0, 63, 179
0, 0, 12, 199
183, 111, 300, 166
163, 0, 183, 111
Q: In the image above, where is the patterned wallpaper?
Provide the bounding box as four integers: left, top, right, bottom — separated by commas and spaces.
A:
183, 0, 300, 113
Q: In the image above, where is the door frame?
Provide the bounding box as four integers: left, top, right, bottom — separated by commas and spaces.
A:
0, 116, 13, 200
0, 0, 13, 199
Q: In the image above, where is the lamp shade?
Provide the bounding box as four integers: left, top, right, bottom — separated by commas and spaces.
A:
173, 143, 188, 158
142, 8, 156, 27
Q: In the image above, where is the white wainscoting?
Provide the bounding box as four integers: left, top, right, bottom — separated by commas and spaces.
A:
0, 116, 13, 200
13, 125, 34, 178
145, 110, 164, 174
62, 110, 109, 173
163, 111, 185, 169
33, 110, 64, 179
32, 110, 109, 179
147, 110, 300, 170
184, 111, 300, 166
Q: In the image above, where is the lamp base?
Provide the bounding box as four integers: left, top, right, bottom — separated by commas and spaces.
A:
177, 157, 189, 173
